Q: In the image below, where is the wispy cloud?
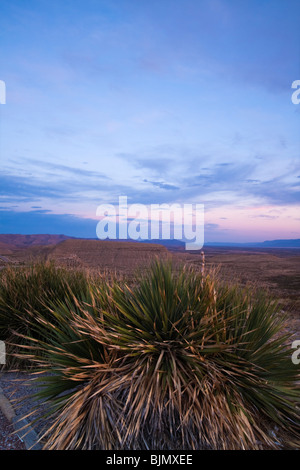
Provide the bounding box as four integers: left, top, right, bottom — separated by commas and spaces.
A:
143, 179, 179, 191
22, 158, 110, 180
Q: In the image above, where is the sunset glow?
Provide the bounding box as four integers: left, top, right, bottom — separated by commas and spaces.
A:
0, 0, 299, 244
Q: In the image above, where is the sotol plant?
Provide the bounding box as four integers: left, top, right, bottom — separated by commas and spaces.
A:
0, 261, 92, 368
22, 260, 299, 450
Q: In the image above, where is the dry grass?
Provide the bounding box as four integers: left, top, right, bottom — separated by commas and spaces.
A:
179, 247, 300, 337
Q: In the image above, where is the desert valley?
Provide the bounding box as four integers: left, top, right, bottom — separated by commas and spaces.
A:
1, 234, 299, 337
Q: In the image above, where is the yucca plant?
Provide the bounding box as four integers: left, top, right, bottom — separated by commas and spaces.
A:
0, 261, 93, 368
20, 260, 299, 450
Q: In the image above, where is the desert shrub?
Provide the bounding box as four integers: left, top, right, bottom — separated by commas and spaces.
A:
18, 260, 300, 449
0, 261, 94, 367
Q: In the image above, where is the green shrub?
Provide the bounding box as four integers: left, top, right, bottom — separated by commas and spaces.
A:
0, 261, 93, 367
13, 260, 300, 449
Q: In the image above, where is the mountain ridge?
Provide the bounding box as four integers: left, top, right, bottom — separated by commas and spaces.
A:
0, 234, 299, 249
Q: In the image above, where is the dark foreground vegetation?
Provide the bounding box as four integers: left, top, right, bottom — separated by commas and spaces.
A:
0, 260, 299, 450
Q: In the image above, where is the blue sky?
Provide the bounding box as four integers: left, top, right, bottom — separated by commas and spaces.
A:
0, 0, 299, 243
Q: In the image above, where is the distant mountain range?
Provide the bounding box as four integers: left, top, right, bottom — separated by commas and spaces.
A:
112, 238, 300, 249
204, 239, 300, 248
0, 234, 299, 249
0, 234, 73, 247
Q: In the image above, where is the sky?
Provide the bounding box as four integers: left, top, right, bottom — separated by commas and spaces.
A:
0, 0, 299, 244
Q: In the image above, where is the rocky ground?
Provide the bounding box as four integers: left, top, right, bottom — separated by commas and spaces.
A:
0, 410, 26, 450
